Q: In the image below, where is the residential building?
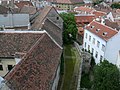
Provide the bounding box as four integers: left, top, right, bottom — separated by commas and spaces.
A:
51, 0, 84, 11
74, 6, 95, 14
0, 30, 62, 90
105, 0, 120, 2
0, 5, 30, 30
83, 21, 120, 67
31, 6, 63, 30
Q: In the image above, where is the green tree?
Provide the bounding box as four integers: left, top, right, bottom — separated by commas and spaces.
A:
60, 13, 77, 44
93, 60, 120, 90
111, 3, 120, 9
92, 0, 103, 5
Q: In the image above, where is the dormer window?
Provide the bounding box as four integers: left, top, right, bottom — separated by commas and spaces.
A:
91, 26, 94, 29
96, 29, 100, 32
103, 32, 108, 36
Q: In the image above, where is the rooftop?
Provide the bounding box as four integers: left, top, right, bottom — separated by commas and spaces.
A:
86, 21, 118, 41
2, 30, 62, 90
74, 6, 95, 13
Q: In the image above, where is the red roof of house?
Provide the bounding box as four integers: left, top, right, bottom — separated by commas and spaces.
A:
78, 27, 84, 36
75, 15, 94, 23
74, 6, 95, 13
15, 1, 33, 8
86, 21, 118, 41
4, 31, 62, 90
93, 11, 106, 18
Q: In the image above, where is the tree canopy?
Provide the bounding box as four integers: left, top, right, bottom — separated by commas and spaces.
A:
93, 60, 120, 90
60, 13, 77, 44
111, 3, 120, 9
92, 0, 103, 5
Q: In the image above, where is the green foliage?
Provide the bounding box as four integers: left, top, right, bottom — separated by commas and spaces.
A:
60, 13, 77, 44
60, 53, 64, 75
93, 0, 103, 5
81, 73, 92, 89
90, 56, 96, 70
93, 60, 120, 90
111, 3, 120, 9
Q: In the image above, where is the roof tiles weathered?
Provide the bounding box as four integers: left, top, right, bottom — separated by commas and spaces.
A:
4, 31, 62, 90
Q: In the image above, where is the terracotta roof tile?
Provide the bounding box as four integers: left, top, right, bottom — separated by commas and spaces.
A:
0, 32, 42, 57
86, 21, 118, 41
31, 6, 52, 29
75, 15, 94, 25
105, 19, 120, 30
15, 1, 33, 9
78, 27, 84, 36
93, 11, 106, 18
74, 6, 95, 13
4, 32, 62, 90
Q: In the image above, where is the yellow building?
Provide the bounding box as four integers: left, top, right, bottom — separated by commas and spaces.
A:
52, 0, 84, 10
0, 58, 16, 77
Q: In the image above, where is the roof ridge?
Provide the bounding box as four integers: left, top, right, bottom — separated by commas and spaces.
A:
46, 18, 62, 30
45, 31, 63, 49
5, 33, 46, 81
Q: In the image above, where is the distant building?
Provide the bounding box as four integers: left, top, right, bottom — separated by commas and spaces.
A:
83, 21, 120, 68
31, 6, 63, 30
50, 0, 84, 11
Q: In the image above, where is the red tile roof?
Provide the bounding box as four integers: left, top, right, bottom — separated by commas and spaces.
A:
31, 6, 53, 29
74, 6, 95, 13
93, 11, 106, 18
86, 21, 118, 41
0, 32, 42, 57
4, 31, 62, 90
15, 1, 33, 8
75, 15, 94, 25
78, 27, 84, 36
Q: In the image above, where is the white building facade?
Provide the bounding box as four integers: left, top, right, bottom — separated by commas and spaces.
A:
83, 21, 120, 67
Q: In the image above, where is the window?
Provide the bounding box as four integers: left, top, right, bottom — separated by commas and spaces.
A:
85, 33, 87, 39
85, 42, 87, 48
89, 35, 91, 41
8, 65, 13, 71
95, 51, 98, 58
93, 38, 95, 44
92, 48, 94, 54
100, 55, 103, 61
97, 41, 100, 48
56, 17, 59, 20
102, 44, 105, 51
88, 45, 90, 51
0, 65, 3, 70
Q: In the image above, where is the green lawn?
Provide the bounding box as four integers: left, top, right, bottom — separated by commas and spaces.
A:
62, 45, 76, 90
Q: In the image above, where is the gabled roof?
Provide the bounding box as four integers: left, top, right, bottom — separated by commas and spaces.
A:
75, 15, 94, 23
3, 31, 62, 90
31, 6, 53, 29
93, 11, 106, 18
15, 1, 33, 9
0, 5, 9, 14
105, 19, 120, 30
86, 21, 118, 41
42, 18, 63, 46
0, 31, 43, 57
74, 6, 95, 13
